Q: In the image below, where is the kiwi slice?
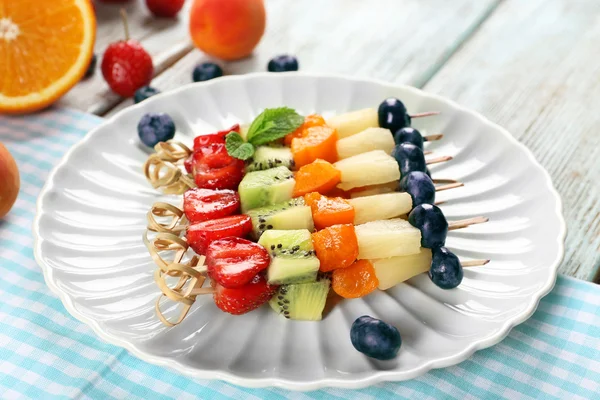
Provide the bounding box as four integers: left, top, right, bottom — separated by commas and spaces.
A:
246, 146, 295, 172
259, 229, 320, 285
246, 197, 314, 240
269, 278, 331, 321
238, 166, 296, 212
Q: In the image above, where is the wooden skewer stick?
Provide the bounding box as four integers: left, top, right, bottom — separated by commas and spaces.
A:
448, 216, 489, 230
424, 150, 433, 155
461, 259, 490, 267
410, 111, 440, 118
423, 134, 444, 142
426, 155, 453, 165
432, 178, 459, 184
435, 182, 463, 192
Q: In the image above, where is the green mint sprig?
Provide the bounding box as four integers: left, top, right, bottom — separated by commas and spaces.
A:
225, 107, 304, 160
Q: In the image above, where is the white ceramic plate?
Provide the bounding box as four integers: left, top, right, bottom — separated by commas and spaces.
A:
34, 73, 565, 390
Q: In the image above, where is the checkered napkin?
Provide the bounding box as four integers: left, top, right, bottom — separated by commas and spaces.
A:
1, 108, 599, 400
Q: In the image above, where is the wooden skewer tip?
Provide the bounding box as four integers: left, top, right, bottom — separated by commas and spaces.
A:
423, 134, 444, 142
410, 111, 441, 118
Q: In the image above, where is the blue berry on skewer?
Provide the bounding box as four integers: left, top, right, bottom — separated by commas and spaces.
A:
399, 171, 435, 207
394, 127, 424, 148
430, 247, 463, 289
350, 316, 402, 360
378, 98, 410, 133
408, 203, 448, 249
391, 142, 427, 178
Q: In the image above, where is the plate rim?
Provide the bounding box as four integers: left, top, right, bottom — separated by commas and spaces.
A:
33, 72, 566, 391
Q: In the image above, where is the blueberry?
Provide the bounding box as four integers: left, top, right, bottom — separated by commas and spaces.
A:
430, 247, 463, 289
399, 171, 435, 207
192, 62, 223, 82
137, 113, 176, 148
267, 55, 299, 72
350, 316, 401, 360
394, 127, 423, 149
391, 143, 426, 178
134, 86, 160, 104
378, 98, 410, 133
84, 54, 97, 79
408, 203, 448, 248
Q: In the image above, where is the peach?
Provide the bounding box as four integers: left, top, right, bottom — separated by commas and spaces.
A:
189, 0, 266, 61
0, 143, 20, 219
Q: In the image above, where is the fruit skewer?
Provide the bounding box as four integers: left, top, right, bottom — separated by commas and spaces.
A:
140, 100, 489, 326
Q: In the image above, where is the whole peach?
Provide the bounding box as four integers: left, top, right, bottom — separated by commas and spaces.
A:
189, 0, 266, 61
0, 142, 20, 219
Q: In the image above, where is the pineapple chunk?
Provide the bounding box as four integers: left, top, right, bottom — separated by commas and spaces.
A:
350, 181, 399, 198
327, 108, 378, 138
336, 127, 395, 160
334, 150, 400, 191
348, 192, 412, 225
355, 218, 421, 259
371, 248, 432, 290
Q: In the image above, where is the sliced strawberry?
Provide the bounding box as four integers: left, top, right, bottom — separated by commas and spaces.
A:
186, 215, 252, 255
184, 153, 194, 174
183, 188, 240, 223
206, 237, 270, 288
192, 143, 245, 190
193, 124, 240, 151
213, 274, 277, 315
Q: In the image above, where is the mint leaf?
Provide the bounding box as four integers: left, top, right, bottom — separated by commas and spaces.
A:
225, 132, 255, 160
246, 107, 304, 146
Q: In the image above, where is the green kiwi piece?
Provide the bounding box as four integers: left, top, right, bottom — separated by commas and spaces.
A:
246, 146, 295, 172
246, 198, 314, 240
269, 278, 331, 321
238, 166, 296, 212
259, 229, 320, 285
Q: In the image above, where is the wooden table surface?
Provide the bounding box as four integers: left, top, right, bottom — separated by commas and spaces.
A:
60, 0, 600, 282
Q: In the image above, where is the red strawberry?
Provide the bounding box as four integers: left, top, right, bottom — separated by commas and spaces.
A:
193, 124, 240, 151
146, 0, 185, 18
187, 215, 252, 255
183, 188, 240, 223
184, 153, 194, 174
102, 39, 153, 98
213, 274, 277, 315
206, 237, 270, 288
192, 143, 245, 190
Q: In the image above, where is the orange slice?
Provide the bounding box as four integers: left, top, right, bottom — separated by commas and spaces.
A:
0, 0, 96, 114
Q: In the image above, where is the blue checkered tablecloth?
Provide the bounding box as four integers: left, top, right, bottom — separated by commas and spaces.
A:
0, 108, 599, 399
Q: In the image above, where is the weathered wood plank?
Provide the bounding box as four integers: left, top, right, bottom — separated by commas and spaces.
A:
58, 0, 193, 115
106, 0, 500, 117
423, 0, 600, 281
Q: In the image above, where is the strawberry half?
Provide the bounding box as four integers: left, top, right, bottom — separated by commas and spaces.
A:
192, 143, 245, 190
213, 274, 277, 315
183, 188, 240, 223
184, 153, 194, 174
206, 237, 270, 288
193, 124, 240, 151
187, 215, 252, 255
